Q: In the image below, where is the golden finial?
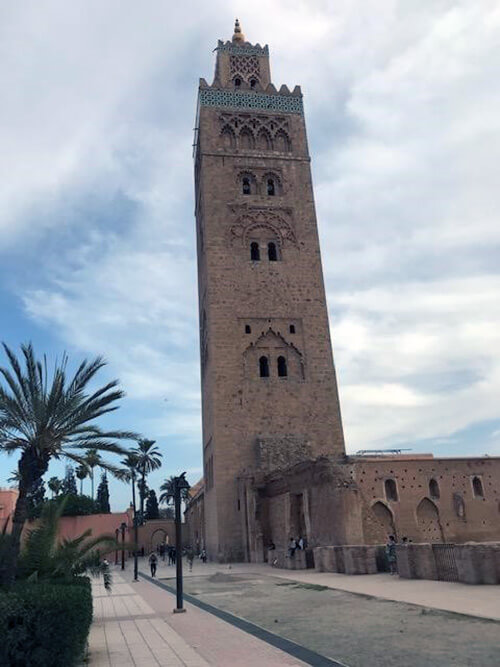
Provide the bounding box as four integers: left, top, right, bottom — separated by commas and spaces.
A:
232, 18, 245, 43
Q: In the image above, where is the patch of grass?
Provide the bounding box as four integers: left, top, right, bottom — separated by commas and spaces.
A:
294, 583, 328, 591
275, 582, 297, 586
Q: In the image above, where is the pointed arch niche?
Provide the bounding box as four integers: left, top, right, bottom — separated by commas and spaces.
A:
416, 498, 444, 543
243, 328, 303, 381
220, 125, 236, 149
228, 211, 297, 258
238, 127, 255, 150
371, 501, 395, 539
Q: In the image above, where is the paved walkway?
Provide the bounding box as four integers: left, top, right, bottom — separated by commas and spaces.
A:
88, 568, 306, 666
145, 559, 500, 621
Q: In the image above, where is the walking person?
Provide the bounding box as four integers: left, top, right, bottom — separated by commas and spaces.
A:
186, 545, 194, 572
200, 548, 207, 564
385, 535, 397, 575
288, 536, 297, 558
149, 552, 158, 578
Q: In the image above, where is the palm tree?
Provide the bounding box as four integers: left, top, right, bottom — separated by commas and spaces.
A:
18, 498, 118, 590
159, 475, 190, 506
48, 477, 63, 499
85, 449, 101, 500
0, 342, 136, 585
121, 452, 139, 580
133, 439, 162, 524
7, 469, 21, 485
76, 465, 89, 495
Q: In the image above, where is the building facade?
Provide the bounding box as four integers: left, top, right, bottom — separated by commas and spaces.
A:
194, 21, 344, 560
190, 22, 500, 562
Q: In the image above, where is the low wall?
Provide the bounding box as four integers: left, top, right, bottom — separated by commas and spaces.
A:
455, 543, 500, 584
315, 545, 377, 574
396, 542, 500, 584
343, 546, 378, 575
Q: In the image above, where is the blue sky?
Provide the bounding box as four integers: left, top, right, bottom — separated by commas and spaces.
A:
1, 2, 499, 510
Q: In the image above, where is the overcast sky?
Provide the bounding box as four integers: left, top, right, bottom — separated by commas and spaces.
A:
1, 1, 499, 510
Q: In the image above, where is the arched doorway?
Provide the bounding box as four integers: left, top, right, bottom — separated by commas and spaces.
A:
416, 498, 444, 542
372, 501, 396, 539
150, 528, 168, 553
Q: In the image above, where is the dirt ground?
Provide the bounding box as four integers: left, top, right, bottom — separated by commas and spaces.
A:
168, 572, 500, 667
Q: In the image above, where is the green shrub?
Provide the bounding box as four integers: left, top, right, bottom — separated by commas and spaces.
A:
32, 494, 101, 518
0, 578, 93, 667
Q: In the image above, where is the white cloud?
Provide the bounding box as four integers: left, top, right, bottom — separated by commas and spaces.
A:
1, 0, 500, 487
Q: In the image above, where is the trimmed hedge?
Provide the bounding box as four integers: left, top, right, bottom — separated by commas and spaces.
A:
0, 577, 93, 667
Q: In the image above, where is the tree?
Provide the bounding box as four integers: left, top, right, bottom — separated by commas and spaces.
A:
96, 473, 111, 513
48, 477, 63, 499
26, 477, 46, 520
159, 507, 174, 520
136, 479, 148, 524
18, 498, 117, 590
133, 439, 162, 524
0, 342, 136, 585
76, 464, 88, 495
159, 475, 190, 506
61, 466, 78, 496
121, 452, 140, 580
145, 489, 159, 520
7, 469, 20, 485
85, 449, 101, 500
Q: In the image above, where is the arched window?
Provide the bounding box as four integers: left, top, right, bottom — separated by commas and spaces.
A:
275, 131, 291, 152
268, 242, 278, 261
259, 356, 269, 378
385, 478, 398, 502
221, 127, 235, 149
250, 79, 257, 88
250, 242, 260, 261
277, 356, 287, 377
245, 325, 251, 334
242, 177, 251, 195
429, 478, 440, 499
472, 476, 484, 498
234, 77, 241, 87
257, 131, 270, 151
267, 179, 275, 196
239, 129, 254, 150
289, 324, 296, 334
453, 493, 466, 519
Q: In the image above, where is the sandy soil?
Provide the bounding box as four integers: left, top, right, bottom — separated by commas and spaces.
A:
173, 572, 500, 667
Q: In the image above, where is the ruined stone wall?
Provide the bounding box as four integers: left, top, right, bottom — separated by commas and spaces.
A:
259, 456, 500, 554
348, 457, 500, 543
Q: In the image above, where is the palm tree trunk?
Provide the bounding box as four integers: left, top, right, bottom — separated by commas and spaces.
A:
91, 471, 94, 500
0, 449, 48, 586
80, 478, 83, 495
140, 469, 146, 525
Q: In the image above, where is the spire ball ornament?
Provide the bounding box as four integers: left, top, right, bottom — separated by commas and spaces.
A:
232, 18, 245, 43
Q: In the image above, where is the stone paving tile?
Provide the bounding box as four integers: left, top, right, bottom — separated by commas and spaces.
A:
88, 574, 211, 667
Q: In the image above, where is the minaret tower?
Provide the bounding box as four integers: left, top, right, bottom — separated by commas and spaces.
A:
194, 21, 345, 561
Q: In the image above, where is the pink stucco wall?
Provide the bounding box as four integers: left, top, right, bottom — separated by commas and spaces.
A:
0, 488, 19, 532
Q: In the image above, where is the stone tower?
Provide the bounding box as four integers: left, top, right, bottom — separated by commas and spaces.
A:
194, 21, 345, 561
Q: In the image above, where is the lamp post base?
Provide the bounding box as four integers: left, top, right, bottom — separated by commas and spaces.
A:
173, 608, 187, 614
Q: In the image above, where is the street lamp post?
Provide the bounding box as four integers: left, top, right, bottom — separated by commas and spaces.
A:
173, 472, 190, 614
115, 528, 119, 565
120, 522, 127, 570
131, 471, 139, 582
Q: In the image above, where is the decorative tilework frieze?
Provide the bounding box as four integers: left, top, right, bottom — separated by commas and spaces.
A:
217, 42, 269, 56
199, 89, 303, 115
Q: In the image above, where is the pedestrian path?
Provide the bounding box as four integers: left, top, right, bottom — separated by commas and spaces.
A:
88, 568, 307, 666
